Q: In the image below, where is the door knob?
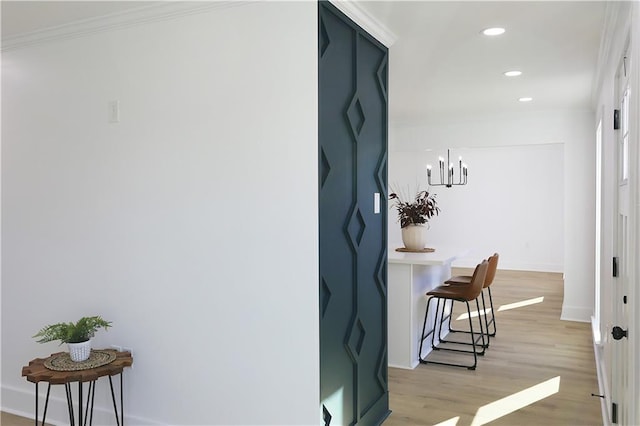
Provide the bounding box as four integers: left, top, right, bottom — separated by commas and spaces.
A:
612, 326, 628, 340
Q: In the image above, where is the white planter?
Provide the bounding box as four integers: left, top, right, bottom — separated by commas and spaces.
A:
401, 224, 427, 250
68, 339, 92, 362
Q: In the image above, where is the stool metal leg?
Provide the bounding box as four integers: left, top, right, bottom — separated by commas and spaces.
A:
447, 289, 492, 347
475, 297, 487, 350
487, 287, 497, 336
431, 297, 443, 350
423, 299, 479, 369
418, 296, 445, 360
420, 297, 480, 369
436, 301, 485, 356
438, 299, 487, 354
480, 291, 490, 346
466, 300, 478, 369
418, 296, 434, 362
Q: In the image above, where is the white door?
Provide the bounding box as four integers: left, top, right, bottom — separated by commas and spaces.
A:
611, 50, 632, 425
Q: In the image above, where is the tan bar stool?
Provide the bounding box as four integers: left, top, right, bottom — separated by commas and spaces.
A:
418, 260, 488, 370
445, 253, 499, 344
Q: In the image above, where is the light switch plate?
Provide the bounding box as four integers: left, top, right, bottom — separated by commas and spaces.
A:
108, 100, 120, 123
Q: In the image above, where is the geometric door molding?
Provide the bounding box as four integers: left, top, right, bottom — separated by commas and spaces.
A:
319, 1, 390, 424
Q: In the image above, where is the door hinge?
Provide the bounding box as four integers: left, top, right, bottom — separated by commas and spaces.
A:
614, 109, 620, 130
623, 295, 627, 304
612, 402, 618, 424
613, 257, 619, 277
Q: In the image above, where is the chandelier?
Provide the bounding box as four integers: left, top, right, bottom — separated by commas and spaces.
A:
426, 149, 468, 188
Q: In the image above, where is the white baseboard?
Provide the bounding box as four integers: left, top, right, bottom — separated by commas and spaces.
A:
451, 259, 564, 273
592, 316, 611, 426
560, 305, 592, 322
2, 384, 164, 425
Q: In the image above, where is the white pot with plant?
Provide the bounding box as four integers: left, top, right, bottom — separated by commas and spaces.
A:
390, 189, 440, 250
33, 316, 112, 362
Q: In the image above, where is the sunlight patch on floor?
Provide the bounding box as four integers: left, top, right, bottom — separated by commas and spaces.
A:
456, 308, 491, 321
454, 296, 544, 321
497, 296, 544, 312
469, 376, 561, 426
433, 416, 459, 426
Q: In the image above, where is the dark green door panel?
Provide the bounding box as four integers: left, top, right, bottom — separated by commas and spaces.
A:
319, 2, 389, 424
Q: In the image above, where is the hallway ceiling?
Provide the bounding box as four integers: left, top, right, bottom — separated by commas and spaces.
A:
2, 1, 607, 123
358, 1, 607, 122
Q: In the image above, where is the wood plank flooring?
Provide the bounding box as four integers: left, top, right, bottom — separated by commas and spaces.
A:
1, 411, 53, 426
385, 269, 602, 426
2, 270, 601, 426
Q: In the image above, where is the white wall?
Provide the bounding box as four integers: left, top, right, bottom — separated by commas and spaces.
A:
1, 2, 319, 425
390, 143, 564, 271
390, 108, 595, 320
561, 110, 597, 322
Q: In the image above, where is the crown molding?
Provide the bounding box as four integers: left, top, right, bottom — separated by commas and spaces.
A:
2, 1, 256, 52
329, 0, 397, 48
591, 1, 632, 107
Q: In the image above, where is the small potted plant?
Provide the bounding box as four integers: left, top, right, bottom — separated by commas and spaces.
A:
33, 316, 112, 362
390, 188, 440, 250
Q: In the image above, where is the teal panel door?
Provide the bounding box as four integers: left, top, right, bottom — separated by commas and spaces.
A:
318, 2, 389, 425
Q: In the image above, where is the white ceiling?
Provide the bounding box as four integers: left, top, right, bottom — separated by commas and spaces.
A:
358, 1, 607, 122
1, 1, 607, 122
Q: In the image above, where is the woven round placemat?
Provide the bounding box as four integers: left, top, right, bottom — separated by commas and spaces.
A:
395, 247, 435, 253
44, 349, 117, 371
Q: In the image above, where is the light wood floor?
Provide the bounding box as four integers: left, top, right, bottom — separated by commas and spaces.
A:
1, 411, 52, 426
385, 269, 602, 426
2, 270, 601, 426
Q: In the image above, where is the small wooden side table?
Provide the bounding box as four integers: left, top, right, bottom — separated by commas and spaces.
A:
22, 350, 133, 426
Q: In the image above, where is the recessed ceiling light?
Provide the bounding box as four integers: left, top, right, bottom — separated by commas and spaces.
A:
519, 97, 533, 102
504, 70, 522, 77
482, 27, 505, 36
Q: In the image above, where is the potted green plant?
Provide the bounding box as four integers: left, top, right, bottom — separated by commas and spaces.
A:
33, 316, 112, 362
390, 188, 440, 250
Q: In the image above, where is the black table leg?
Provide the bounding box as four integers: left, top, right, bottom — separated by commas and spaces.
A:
120, 373, 124, 426
108, 373, 125, 426
42, 384, 51, 426
108, 375, 119, 426
65, 383, 75, 426
84, 381, 96, 426
78, 382, 83, 426
34, 383, 38, 426
34, 383, 52, 426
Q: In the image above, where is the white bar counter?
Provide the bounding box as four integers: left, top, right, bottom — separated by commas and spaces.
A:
388, 245, 469, 369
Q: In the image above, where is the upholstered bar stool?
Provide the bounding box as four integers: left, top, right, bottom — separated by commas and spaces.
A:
418, 260, 488, 370
445, 253, 499, 341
